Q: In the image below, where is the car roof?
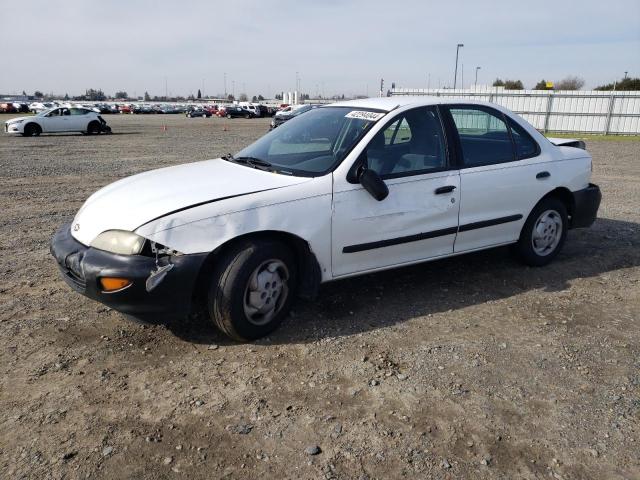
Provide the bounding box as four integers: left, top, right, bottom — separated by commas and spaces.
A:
328, 96, 506, 112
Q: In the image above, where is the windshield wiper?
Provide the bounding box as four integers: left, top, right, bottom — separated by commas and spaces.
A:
235, 156, 273, 168
222, 154, 279, 173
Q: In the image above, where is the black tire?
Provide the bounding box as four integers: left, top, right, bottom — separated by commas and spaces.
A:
226, 113, 232, 119
516, 197, 568, 266
244, 113, 251, 119
23, 123, 41, 137
207, 239, 297, 341
87, 121, 101, 135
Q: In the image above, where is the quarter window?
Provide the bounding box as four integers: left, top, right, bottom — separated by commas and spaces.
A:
449, 107, 514, 166
365, 107, 446, 178
507, 118, 539, 159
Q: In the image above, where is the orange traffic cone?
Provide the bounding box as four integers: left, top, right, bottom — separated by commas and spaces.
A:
161, 125, 167, 132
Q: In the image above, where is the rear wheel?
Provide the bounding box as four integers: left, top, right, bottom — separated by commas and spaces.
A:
23, 123, 41, 137
226, 113, 232, 119
516, 197, 568, 266
87, 121, 101, 135
244, 113, 251, 119
207, 239, 296, 341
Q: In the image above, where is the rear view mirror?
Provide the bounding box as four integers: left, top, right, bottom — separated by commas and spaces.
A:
359, 168, 389, 201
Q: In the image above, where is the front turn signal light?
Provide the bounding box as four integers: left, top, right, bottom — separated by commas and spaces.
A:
100, 277, 132, 292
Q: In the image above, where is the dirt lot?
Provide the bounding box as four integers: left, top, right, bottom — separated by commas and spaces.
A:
0, 113, 638, 479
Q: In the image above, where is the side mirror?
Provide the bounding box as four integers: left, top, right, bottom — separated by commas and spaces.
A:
359, 168, 389, 201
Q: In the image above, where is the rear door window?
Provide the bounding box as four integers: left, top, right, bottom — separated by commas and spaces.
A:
447, 107, 514, 167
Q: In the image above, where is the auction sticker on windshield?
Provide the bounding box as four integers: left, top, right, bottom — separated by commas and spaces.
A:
344, 111, 386, 121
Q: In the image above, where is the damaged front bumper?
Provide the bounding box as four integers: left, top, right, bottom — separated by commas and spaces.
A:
50, 224, 207, 321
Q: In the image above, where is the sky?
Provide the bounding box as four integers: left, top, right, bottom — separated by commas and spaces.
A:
2, 0, 639, 98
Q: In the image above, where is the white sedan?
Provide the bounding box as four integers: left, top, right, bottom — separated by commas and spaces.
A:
50, 97, 601, 341
5, 107, 110, 136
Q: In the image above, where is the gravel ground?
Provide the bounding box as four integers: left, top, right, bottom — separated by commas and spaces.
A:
0, 113, 638, 479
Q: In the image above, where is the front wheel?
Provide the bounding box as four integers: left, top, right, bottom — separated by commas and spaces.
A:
207, 239, 297, 341
516, 197, 568, 266
226, 113, 232, 119
23, 123, 42, 137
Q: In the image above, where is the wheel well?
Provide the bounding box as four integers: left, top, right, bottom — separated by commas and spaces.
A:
190, 231, 322, 315
25, 122, 41, 132
540, 187, 575, 223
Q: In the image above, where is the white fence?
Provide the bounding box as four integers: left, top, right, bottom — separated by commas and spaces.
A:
390, 86, 640, 135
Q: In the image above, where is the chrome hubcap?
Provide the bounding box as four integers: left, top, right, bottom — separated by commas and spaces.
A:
532, 209, 562, 256
243, 259, 289, 326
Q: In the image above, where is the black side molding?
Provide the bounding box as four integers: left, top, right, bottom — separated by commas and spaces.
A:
458, 214, 523, 232
343, 226, 458, 253
342, 215, 524, 253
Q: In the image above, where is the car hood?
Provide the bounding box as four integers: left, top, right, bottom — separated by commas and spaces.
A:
5, 116, 30, 124
71, 158, 311, 246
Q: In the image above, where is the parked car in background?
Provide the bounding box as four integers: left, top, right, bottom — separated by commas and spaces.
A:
119, 105, 132, 114
0, 103, 17, 113
49, 97, 601, 341
224, 105, 256, 118
29, 102, 58, 113
270, 104, 321, 129
5, 106, 111, 136
239, 103, 261, 117
186, 107, 212, 118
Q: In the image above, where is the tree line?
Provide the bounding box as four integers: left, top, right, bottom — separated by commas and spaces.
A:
491, 75, 639, 91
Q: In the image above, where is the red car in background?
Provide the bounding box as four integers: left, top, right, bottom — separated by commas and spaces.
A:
119, 105, 132, 114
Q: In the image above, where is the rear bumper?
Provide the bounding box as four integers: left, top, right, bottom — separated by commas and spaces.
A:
571, 183, 601, 228
50, 224, 208, 321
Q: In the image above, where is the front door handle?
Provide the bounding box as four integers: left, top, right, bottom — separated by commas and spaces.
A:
536, 171, 551, 179
435, 185, 457, 194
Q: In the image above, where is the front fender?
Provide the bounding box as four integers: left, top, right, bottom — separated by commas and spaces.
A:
135, 176, 334, 281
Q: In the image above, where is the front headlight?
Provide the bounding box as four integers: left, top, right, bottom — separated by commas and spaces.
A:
91, 230, 146, 255
10, 119, 24, 125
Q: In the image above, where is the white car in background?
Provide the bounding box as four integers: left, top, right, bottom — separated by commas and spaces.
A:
4, 107, 111, 136
28, 101, 58, 113
50, 97, 601, 341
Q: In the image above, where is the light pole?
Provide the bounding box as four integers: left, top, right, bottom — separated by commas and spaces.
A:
475, 66, 481, 86
624, 71, 628, 79
453, 43, 464, 90
223, 73, 227, 98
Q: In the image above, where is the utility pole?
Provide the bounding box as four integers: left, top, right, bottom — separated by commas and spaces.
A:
624, 71, 628, 79
164, 76, 168, 100
223, 73, 227, 97
380, 78, 384, 97
453, 43, 464, 90
475, 66, 481, 86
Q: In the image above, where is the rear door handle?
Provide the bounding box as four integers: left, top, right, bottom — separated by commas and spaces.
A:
435, 185, 457, 194
536, 171, 550, 179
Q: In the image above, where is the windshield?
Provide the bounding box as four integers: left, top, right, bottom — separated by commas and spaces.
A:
232, 106, 385, 176
37, 108, 56, 117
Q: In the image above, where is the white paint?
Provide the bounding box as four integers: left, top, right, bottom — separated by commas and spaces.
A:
68, 97, 595, 284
